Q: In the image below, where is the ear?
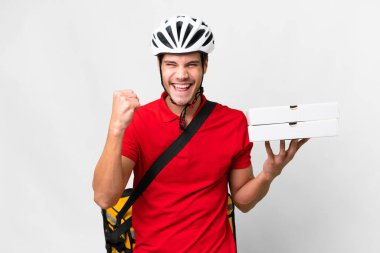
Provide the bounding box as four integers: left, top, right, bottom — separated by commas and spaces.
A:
203, 58, 208, 74
157, 57, 161, 70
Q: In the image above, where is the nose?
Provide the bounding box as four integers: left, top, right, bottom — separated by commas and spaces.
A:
176, 67, 189, 80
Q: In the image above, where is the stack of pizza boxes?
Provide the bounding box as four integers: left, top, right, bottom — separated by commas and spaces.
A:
247, 102, 339, 142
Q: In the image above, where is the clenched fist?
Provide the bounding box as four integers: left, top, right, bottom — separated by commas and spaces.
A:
109, 89, 140, 135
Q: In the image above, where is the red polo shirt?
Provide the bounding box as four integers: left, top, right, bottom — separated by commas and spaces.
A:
122, 93, 253, 253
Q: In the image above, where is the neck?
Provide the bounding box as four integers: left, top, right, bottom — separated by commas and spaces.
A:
165, 95, 202, 118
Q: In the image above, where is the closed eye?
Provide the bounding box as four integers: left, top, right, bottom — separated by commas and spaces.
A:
164, 62, 177, 67
186, 61, 200, 67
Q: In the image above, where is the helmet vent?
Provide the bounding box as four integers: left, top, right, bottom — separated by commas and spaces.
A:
176, 21, 183, 41
157, 32, 173, 49
182, 24, 193, 47
152, 39, 158, 48
202, 33, 213, 47
166, 26, 177, 47
187, 29, 205, 48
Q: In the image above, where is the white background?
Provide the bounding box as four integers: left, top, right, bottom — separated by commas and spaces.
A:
1, 0, 379, 252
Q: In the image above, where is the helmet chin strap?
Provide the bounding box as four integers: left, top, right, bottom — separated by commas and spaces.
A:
178, 86, 203, 130
159, 65, 205, 131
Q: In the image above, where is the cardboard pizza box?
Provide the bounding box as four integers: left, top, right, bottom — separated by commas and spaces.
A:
248, 119, 339, 142
247, 102, 339, 126
246, 102, 339, 142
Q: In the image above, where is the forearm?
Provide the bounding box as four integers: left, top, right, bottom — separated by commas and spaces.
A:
93, 128, 126, 209
233, 172, 273, 213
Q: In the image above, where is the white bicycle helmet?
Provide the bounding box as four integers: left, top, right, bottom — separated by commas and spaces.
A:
151, 15, 215, 55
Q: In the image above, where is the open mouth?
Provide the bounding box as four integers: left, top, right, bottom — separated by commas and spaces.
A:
171, 83, 193, 92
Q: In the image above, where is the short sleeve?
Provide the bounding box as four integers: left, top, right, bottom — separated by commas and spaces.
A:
121, 114, 140, 163
230, 113, 253, 170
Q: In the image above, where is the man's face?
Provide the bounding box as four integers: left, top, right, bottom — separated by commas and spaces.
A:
160, 52, 207, 106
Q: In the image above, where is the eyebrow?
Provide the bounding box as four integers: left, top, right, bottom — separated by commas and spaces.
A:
163, 60, 177, 64
186, 60, 201, 65
163, 60, 201, 65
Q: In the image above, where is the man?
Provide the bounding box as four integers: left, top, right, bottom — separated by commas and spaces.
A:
93, 15, 308, 252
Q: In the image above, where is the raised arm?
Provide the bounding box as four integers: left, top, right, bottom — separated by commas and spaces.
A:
92, 90, 140, 209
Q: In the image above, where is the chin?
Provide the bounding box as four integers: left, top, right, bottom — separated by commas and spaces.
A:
170, 96, 192, 106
